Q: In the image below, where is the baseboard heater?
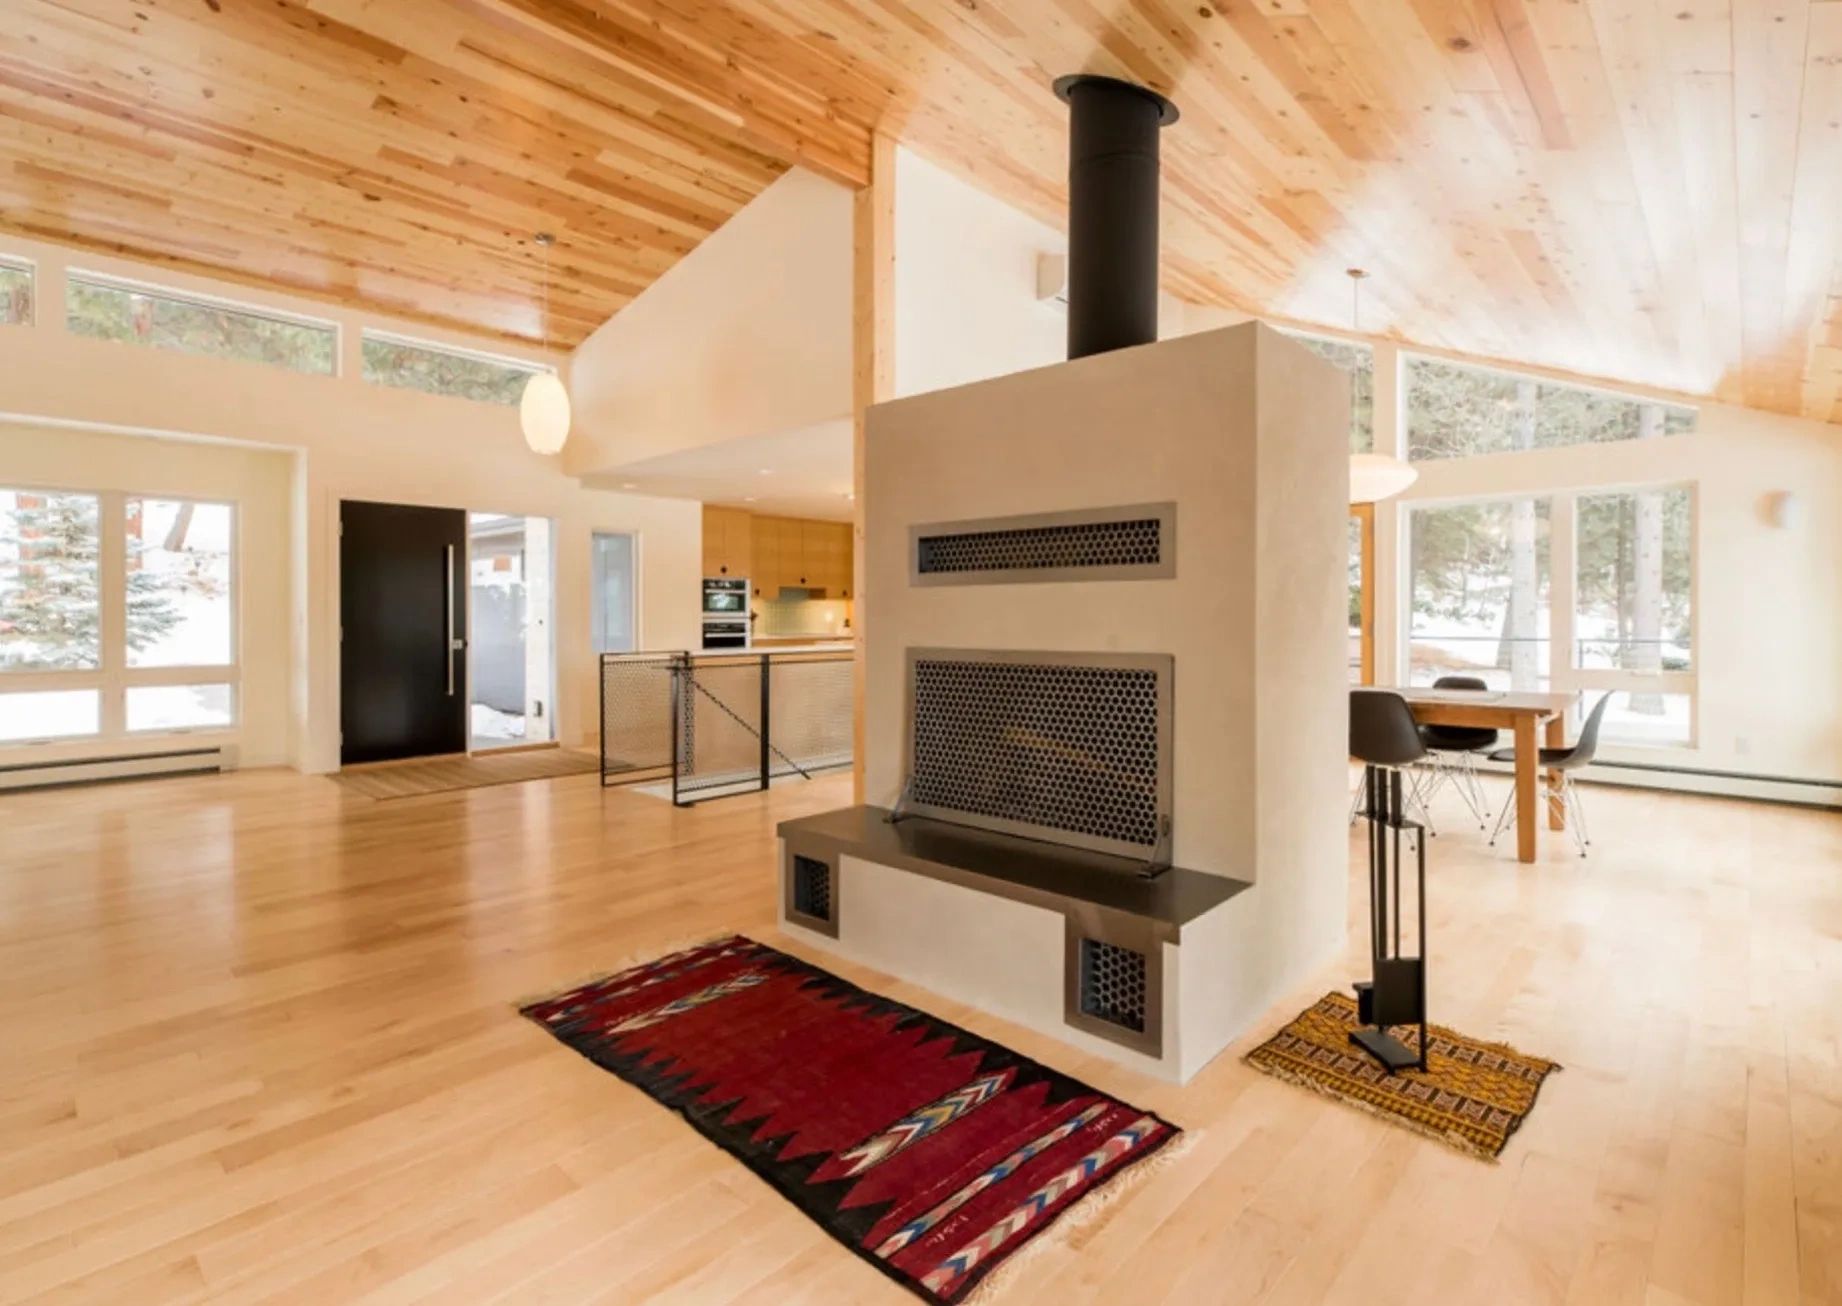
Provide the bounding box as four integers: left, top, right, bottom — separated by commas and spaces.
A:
1477, 756, 1842, 810
0, 746, 231, 792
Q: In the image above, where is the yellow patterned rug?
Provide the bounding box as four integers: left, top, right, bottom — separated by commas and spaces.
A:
1243, 991, 1559, 1161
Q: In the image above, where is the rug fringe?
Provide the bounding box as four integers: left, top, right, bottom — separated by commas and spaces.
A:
1242, 1056, 1501, 1163
954, 1128, 1200, 1306
510, 931, 743, 1011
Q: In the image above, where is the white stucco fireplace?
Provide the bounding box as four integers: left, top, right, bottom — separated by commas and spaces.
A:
778, 320, 1349, 1083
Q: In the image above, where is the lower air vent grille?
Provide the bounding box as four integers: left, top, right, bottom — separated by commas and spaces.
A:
1079, 938, 1148, 1033
791, 854, 833, 923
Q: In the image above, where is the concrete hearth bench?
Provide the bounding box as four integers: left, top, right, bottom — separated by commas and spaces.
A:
777, 805, 1253, 1082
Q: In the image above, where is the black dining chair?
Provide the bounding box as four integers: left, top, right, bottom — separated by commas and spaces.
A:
1488, 693, 1612, 857
1418, 674, 1499, 830
1347, 690, 1435, 829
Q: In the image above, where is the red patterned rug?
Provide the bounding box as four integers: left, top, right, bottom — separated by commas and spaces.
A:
520, 936, 1180, 1303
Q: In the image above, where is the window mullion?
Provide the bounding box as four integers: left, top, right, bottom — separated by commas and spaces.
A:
1548, 493, 1576, 704
98, 490, 127, 738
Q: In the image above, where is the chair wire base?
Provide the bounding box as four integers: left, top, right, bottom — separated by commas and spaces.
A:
1489, 771, 1593, 857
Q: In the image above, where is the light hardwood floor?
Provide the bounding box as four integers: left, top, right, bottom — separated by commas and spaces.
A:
2, 768, 1839, 1305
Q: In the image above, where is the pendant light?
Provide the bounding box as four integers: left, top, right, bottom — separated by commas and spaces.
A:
521, 232, 571, 456
1342, 268, 1416, 503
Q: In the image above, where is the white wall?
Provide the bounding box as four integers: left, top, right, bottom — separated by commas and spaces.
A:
0, 234, 704, 773
566, 167, 854, 478
892, 146, 1189, 398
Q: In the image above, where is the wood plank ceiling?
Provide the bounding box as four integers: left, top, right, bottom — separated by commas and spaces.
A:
3, 0, 1840, 424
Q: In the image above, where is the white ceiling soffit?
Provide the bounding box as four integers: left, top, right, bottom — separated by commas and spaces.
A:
588, 417, 854, 520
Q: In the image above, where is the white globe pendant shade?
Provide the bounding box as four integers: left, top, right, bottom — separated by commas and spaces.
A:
1349, 452, 1417, 504
520, 370, 571, 455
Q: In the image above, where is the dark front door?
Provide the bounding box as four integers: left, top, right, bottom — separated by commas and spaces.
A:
340, 500, 468, 765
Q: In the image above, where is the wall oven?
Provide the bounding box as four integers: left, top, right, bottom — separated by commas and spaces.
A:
703, 577, 748, 615
701, 619, 749, 650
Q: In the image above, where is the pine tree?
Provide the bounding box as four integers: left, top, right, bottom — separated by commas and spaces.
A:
0, 495, 180, 667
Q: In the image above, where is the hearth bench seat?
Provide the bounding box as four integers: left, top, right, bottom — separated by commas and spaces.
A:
777, 805, 1252, 1082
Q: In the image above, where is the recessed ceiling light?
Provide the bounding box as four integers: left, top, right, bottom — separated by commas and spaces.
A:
757, 468, 773, 476
744, 496, 758, 502
620, 482, 637, 489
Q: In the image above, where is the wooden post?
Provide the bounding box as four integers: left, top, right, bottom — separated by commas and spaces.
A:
852, 133, 895, 804
1351, 503, 1375, 685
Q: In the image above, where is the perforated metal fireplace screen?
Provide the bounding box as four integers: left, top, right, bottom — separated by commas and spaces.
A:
903, 649, 1173, 858
910, 504, 1176, 586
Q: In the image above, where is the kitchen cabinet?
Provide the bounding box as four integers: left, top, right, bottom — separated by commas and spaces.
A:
746, 514, 853, 598
701, 506, 753, 579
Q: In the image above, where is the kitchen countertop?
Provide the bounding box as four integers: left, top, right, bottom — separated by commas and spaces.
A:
691, 641, 854, 657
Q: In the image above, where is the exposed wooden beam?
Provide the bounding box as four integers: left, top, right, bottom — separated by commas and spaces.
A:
851, 131, 895, 804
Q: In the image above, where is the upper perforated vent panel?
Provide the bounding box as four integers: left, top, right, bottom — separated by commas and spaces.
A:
910, 505, 1174, 585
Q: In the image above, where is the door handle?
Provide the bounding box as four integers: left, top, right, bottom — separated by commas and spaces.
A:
445, 544, 456, 697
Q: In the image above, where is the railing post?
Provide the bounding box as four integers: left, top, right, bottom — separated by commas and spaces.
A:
670, 654, 686, 807
759, 653, 772, 794
598, 653, 608, 787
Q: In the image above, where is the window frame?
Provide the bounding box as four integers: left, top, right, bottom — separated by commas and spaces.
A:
0, 481, 241, 747
1401, 351, 1697, 462
1398, 481, 1698, 750
64, 268, 340, 376
591, 529, 642, 655
1281, 327, 1375, 453
1560, 481, 1698, 745
0, 253, 35, 327
359, 327, 549, 405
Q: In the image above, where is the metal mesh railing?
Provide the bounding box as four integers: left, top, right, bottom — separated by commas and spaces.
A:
598, 651, 685, 786
768, 654, 855, 780
600, 649, 853, 804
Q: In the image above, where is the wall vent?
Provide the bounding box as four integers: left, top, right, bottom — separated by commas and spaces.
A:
910, 504, 1175, 586
903, 649, 1173, 859
1078, 938, 1148, 1033
791, 854, 833, 922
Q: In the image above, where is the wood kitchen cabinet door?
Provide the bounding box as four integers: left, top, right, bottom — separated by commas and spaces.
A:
750, 516, 780, 598
834, 522, 854, 598
797, 520, 829, 589
774, 518, 805, 590
702, 507, 751, 578
701, 508, 725, 577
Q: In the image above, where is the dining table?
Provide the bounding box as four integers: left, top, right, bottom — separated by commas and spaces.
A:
1390, 687, 1582, 864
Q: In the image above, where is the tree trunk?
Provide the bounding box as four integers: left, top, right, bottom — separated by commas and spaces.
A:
1630, 404, 1664, 713
162, 502, 195, 552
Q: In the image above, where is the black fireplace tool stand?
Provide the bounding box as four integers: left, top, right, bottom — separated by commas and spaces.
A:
1351, 765, 1428, 1073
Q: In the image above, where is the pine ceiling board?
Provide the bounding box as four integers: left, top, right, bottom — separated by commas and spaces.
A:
0, 0, 785, 346
4, 0, 1842, 417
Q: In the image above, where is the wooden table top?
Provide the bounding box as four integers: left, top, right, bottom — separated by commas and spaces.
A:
1384, 687, 1579, 715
